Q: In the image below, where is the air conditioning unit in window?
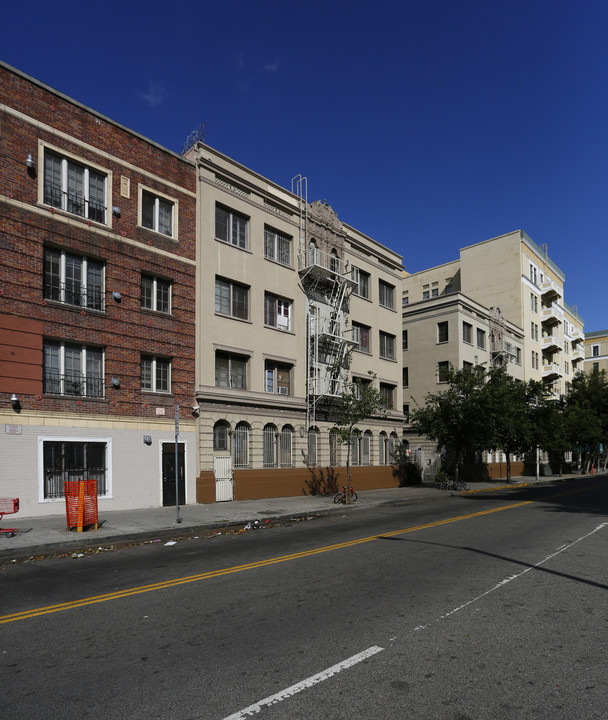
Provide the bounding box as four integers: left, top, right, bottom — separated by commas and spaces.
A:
277, 386, 288, 395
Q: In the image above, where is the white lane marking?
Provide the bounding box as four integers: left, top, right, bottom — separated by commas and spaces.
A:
220, 646, 384, 719
437, 522, 608, 622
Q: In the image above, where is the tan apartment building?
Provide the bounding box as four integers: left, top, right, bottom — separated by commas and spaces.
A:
402, 230, 584, 477
584, 330, 608, 374
186, 145, 405, 502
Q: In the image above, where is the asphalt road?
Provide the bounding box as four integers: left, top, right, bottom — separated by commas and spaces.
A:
1, 478, 607, 719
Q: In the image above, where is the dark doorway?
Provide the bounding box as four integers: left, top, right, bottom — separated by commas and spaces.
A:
162, 442, 185, 507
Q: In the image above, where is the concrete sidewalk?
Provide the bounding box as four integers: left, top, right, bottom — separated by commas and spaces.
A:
0, 476, 567, 562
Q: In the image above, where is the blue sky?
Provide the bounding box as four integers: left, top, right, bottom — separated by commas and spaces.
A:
3, 0, 607, 329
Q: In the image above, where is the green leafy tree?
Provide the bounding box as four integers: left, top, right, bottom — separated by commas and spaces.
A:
331, 372, 387, 502
411, 364, 490, 481
563, 370, 608, 471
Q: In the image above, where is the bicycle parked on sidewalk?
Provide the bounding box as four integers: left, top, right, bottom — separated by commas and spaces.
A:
334, 483, 358, 504
434, 475, 469, 492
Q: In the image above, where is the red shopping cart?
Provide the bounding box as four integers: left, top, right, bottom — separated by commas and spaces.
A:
0, 498, 19, 538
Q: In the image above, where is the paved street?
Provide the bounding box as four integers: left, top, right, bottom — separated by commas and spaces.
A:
1, 477, 607, 719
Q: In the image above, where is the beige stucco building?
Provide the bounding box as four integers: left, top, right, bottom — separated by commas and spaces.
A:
584, 330, 608, 374
186, 144, 405, 501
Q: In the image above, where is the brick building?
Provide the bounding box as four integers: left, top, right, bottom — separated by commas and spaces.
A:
0, 62, 197, 516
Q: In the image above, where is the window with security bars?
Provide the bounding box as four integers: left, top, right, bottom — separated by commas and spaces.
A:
43, 341, 104, 397
215, 277, 249, 320
44, 248, 104, 311
216, 204, 248, 249
264, 226, 291, 266
329, 430, 338, 466
141, 355, 171, 393
44, 151, 106, 223
42, 440, 107, 499
279, 426, 293, 467
307, 428, 318, 466
379, 432, 388, 465
263, 424, 278, 467
141, 275, 171, 313
234, 422, 250, 468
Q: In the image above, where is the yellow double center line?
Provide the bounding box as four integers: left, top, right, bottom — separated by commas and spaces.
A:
1, 499, 537, 625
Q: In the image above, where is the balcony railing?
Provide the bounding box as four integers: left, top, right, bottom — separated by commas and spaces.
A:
44, 280, 105, 311
43, 372, 105, 398
542, 335, 561, 353
541, 305, 563, 326
542, 363, 562, 380
539, 277, 562, 300
44, 183, 106, 224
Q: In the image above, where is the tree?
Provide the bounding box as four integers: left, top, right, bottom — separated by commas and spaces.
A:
411, 364, 491, 481
483, 367, 545, 482
563, 370, 608, 472
330, 372, 387, 502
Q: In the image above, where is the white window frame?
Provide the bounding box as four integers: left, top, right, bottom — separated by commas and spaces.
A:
139, 185, 177, 238
38, 436, 112, 503
141, 355, 171, 393
264, 293, 292, 331
141, 275, 172, 314
42, 144, 109, 225
43, 340, 104, 397
352, 267, 370, 299
43, 247, 105, 311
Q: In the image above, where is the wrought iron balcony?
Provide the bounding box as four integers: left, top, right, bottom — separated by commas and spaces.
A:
43, 280, 105, 311
43, 372, 105, 398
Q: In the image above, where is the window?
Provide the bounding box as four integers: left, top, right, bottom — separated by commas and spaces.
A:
379, 432, 388, 465
431, 288, 439, 298
216, 204, 248, 249
477, 328, 486, 349
307, 428, 319, 466
438, 361, 450, 382
402, 295, 409, 307
280, 426, 293, 467
329, 429, 338, 466
215, 277, 249, 320
592, 345, 600, 357
44, 248, 104, 311
213, 421, 230, 451
379, 331, 395, 360
141, 275, 171, 314
593, 362, 599, 372
216, 352, 247, 389
141, 190, 174, 236
531, 322, 538, 341
264, 294, 291, 331
264, 226, 291, 266
379, 280, 395, 309
565, 361, 569, 375
234, 422, 250, 468
44, 150, 106, 223
445, 283, 454, 294
42, 440, 108, 500
531, 293, 538, 313
352, 322, 371, 353
265, 360, 291, 395
141, 355, 171, 393
532, 351, 539, 370
403, 404, 410, 424
352, 267, 370, 299
516, 347, 522, 364
380, 383, 395, 409
402, 329, 408, 350
43, 340, 104, 397
437, 321, 449, 343
422, 290, 430, 300
402, 367, 409, 387
361, 431, 372, 466
263, 424, 278, 467
462, 322, 472, 344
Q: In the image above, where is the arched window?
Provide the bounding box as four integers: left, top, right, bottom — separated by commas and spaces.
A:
351, 430, 361, 466
213, 421, 230, 452
379, 432, 388, 465
280, 425, 293, 467
330, 248, 339, 274
234, 422, 250, 468
263, 423, 278, 467
307, 427, 319, 466
388, 432, 399, 464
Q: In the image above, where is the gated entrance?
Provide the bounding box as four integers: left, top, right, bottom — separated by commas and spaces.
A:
213, 455, 233, 502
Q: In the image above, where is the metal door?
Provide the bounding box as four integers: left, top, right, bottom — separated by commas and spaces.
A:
214, 455, 233, 502
162, 442, 185, 507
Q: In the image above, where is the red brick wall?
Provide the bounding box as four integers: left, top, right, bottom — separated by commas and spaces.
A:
0, 64, 197, 416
